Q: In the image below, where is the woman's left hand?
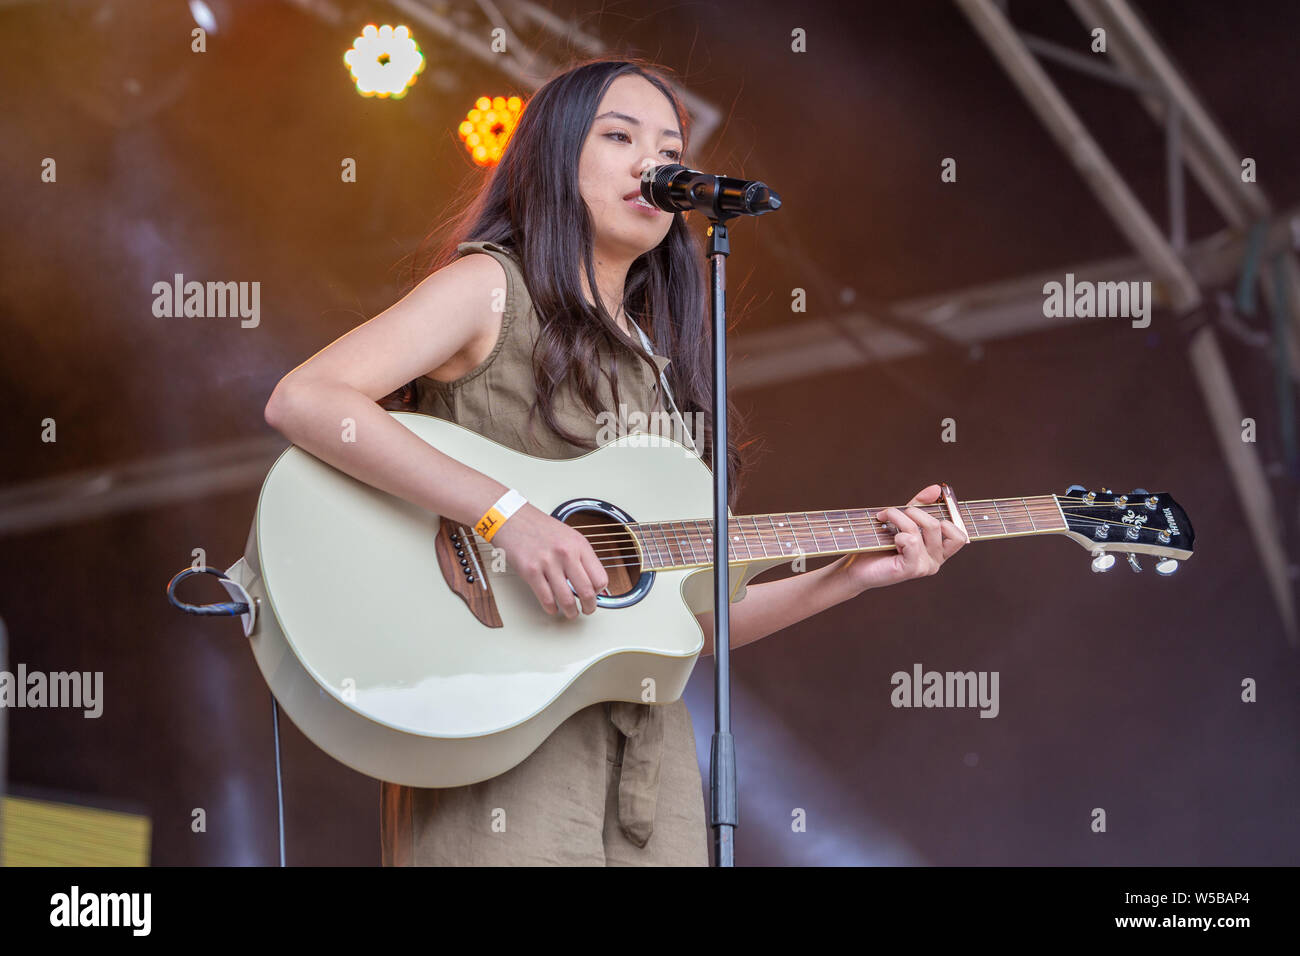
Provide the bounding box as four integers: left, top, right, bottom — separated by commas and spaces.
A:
834, 484, 969, 594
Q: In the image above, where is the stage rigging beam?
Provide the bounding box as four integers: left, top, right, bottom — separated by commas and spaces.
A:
955, 0, 1295, 642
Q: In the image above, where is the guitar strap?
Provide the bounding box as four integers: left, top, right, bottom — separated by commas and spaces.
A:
631, 323, 701, 455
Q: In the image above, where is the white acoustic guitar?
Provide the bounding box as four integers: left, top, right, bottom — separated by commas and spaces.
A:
214, 411, 1195, 788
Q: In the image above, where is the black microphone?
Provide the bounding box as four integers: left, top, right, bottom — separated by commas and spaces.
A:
639, 163, 782, 217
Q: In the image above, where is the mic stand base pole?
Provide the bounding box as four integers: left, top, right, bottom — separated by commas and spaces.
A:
704, 218, 738, 867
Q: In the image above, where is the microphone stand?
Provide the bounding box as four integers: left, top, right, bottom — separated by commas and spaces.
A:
703, 216, 738, 867
644, 163, 780, 867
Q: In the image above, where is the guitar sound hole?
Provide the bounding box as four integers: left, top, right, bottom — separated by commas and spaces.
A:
563, 509, 642, 597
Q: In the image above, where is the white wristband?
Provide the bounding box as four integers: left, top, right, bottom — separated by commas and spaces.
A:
475, 488, 528, 541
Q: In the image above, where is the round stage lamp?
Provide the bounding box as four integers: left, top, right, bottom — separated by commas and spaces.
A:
458, 95, 524, 166
343, 24, 425, 99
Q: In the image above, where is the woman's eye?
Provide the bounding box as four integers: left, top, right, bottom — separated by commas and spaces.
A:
606, 131, 680, 160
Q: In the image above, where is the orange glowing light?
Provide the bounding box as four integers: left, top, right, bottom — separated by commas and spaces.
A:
459, 95, 524, 166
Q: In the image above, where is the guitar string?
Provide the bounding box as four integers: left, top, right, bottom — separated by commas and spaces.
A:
460, 528, 1156, 574
454, 496, 1163, 539
460, 504, 1042, 550
461, 506, 1157, 547
455, 513, 1163, 570
462, 528, 1174, 574
456, 506, 1160, 552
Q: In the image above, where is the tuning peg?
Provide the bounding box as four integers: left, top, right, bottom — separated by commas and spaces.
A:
1155, 558, 1179, 576
1130, 488, 1149, 496
1066, 484, 1086, 497
1091, 551, 1115, 573
1127, 553, 1142, 573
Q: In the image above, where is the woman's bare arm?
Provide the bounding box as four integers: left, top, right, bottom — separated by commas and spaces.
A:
692, 556, 859, 657
263, 253, 510, 530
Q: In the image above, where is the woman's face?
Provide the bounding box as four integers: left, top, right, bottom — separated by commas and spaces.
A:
578, 74, 683, 261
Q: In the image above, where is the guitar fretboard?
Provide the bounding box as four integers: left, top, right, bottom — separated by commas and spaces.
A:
628, 495, 1066, 571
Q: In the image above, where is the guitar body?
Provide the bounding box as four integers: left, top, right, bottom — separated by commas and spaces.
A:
227, 412, 777, 788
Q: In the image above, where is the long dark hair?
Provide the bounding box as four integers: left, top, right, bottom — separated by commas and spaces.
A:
383, 57, 750, 508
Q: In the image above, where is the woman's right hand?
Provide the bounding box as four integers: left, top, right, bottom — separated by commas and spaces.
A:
488, 504, 610, 618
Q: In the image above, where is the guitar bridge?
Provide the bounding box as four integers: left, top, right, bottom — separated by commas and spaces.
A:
435, 520, 503, 628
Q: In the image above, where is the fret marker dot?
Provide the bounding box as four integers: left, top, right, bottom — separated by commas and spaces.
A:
777, 522, 784, 527
981, 515, 988, 520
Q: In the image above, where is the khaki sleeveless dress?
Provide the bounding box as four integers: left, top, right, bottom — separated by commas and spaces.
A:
379, 240, 710, 866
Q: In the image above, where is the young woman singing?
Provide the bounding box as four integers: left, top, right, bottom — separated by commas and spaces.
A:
263, 57, 968, 866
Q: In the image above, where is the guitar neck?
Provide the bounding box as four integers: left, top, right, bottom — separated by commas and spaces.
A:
630, 495, 1067, 571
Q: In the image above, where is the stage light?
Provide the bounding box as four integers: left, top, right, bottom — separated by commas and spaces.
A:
188, 0, 217, 34
458, 95, 524, 166
343, 24, 425, 99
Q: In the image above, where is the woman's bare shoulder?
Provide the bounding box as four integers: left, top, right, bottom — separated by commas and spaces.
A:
420, 252, 510, 383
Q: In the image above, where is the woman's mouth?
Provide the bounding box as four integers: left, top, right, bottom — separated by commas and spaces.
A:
625, 195, 659, 215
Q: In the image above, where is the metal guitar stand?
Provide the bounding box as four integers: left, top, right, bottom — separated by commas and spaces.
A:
167, 565, 286, 867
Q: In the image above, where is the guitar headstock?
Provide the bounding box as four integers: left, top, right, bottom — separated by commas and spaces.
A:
1055, 485, 1194, 575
